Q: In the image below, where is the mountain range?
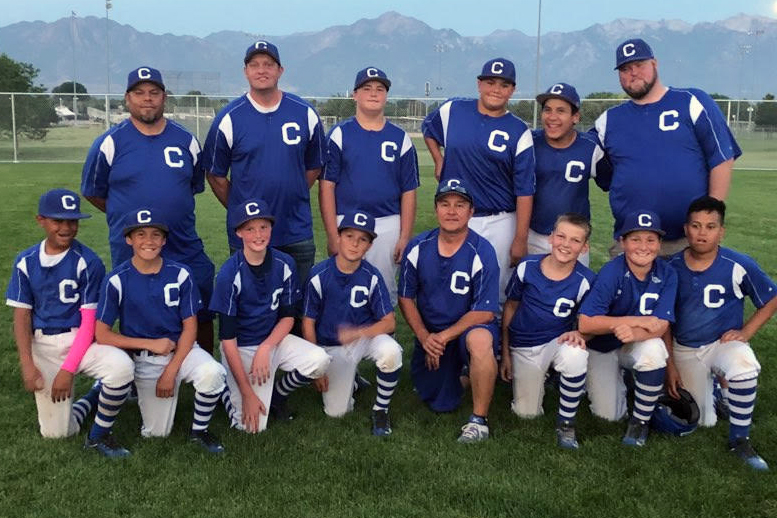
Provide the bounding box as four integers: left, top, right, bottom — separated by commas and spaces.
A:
1, 11, 775, 98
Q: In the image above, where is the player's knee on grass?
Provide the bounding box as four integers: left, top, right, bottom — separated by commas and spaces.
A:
374, 335, 403, 373
629, 338, 668, 371
555, 345, 588, 378
192, 360, 227, 395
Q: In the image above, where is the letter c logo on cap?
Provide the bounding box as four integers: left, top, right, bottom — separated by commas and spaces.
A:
622, 43, 636, 57
367, 68, 378, 77
446, 179, 461, 188
638, 213, 652, 227
490, 61, 504, 74
245, 202, 260, 216
354, 213, 367, 226
138, 68, 151, 79
137, 210, 151, 223
61, 195, 76, 210
550, 83, 564, 94
255, 41, 268, 50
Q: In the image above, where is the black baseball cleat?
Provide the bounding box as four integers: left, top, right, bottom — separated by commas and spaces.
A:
729, 437, 769, 471
622, 419, 649, 447
269, 400, 295, 422
189, 429, 225, 454
371, 409, 392, 437
84, 433, 131, 458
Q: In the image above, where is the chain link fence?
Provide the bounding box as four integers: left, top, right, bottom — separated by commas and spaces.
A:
1, 92, 775, 169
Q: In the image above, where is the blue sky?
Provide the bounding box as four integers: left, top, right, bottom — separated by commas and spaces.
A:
4, 0, 776, 36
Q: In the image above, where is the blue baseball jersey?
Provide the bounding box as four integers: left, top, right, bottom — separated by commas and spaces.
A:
505, 255, 595, 348
81, 119, 207, 267
202, 92, 325, 249
399, 228, 499, 332
579, 255, 677, 353
97, 259, 201, 342
324, 117, 419, 217
6, 240, 105, 330
209, 249, 300, 347
668, 247, 777, 347
422, 98, 535, 213
303, 257, 392, 346
530, 129, 611, 235
593, 87, 741, 240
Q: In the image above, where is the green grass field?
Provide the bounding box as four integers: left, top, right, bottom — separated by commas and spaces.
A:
1, 161, 777, 518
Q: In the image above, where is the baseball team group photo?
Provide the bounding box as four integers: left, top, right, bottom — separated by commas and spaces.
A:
3, 5, 777, 517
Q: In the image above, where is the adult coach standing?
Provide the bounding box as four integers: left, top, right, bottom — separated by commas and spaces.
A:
81, 67, 215, 352
202, 41, 325, 285
594, 38, 741, 257
422, 58, 535, 300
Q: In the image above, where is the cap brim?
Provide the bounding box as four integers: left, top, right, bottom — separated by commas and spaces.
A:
126, 80, 165, 92
619, 226, 665, 238
435, 191, 473, 204
477, 74, 515, 85
39, 212, 91, 220
233, 215, 275, 233
338, 225, 377, 240
123, 223, 169, 236
244, 49, 281, 66
535, 93, 578, 109
614, 56, 653, 70
355, 78, 391, 91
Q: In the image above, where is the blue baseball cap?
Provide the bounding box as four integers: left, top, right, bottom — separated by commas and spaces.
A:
338, 210, 377, 240
435, 178, 474, 205
121, 208, 169, 236
618, 210, 665, 238
229, 199, 275, 232
354, 67, 391, 91
244, 40, 281, 66
477, 58, 516, 85
614, 38, 655, 70
38, 189, 91, 220
536, 82, 581, 111
126, 66, 165, 92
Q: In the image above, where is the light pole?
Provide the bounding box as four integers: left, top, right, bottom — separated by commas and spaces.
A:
106, 0, 112, 95
70, 11, 77, 121
532, 0, 542, 128
434, 44, 444, 93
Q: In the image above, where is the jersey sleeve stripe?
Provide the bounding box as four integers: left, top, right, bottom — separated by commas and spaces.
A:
439, 101, 452, 146
400, 132, 413, 155
307, 107, 320, 139
330, 126, 343, 150
218, 114, 234, 149
515, 128, 533, 156
689, 95, 704, 124
6, 299, 32, 309
99, 135, 115, 166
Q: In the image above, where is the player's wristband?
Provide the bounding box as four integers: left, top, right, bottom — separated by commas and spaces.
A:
60, 308, 97, 374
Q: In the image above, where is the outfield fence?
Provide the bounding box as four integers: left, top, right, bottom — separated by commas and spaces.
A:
1, 92, 775, 169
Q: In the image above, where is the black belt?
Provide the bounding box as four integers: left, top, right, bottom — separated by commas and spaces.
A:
39, 327, 73, 335
474, 209, 512, 217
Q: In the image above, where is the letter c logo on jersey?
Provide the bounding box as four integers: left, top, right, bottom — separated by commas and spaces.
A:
553, 298, 575, 318
564, 161, 585, 183
638, 213, 652, 227
622, 43, 636, 57
137, 67, 152, 80
659, 110, 680, 131
137, 210, 152, 224
488, 130, 509, 153
282, 122, 301, 145
703, 284, 726, 308
163, 146, 184, 168
163, 283, 180, 307
381, 141, 398, 162
490, 61, 504, 74
245, 202, 260, 216
271, 288, 283, 310
59, 279, 79, 304
639, 293, 659, 315
450, 271, 470, 295
61, 195, 77, 210
350, 286, 369, 308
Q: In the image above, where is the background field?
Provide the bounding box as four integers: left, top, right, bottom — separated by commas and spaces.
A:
1, 153, 776, 517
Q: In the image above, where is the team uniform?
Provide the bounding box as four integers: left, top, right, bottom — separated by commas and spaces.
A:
579, 254, 677, 422
528, 129, 610, 266
210, 248, 330, 432
98, 258, 226, 438
304, 256, 402, 417
505, 255, 595, 422
422, 98, 536, 301
668, 247, 775, 438
202, 92, 325, 280
81, 119, 215, 318
593, 87, 741, 242
6, 240, 134, 439
399, 227, 500, 412
324, 117, 420, 305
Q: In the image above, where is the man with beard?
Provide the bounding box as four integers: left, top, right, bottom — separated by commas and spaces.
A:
81, 67, 216, 352
593, 39, 741, 258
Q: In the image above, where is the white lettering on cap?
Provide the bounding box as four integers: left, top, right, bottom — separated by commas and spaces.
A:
245, 202, 260, 216
61, 195, 76, 210
367, 68, 379, 77
255, 41, 268, 49
138, 67, 152, 79
490, 61, 504, 74
638, 213, 652, 227
446, 179, 461, 188
137, 210, 151, 223
354, 213, 368, 226
550, 83, 564, 94
622, 43, 636, 57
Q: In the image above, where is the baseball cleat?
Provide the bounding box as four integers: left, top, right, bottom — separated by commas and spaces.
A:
713, 379, 730, 421
84, 433, 131, 458
556, 422, 579, 450
622, 420, 649, 447
189, 429, 225, 454
269, 400, 295, 422
457, 420, 489, 444
729, 437, 769, 471
354, 372, 372, 396
371, 409, 392, 437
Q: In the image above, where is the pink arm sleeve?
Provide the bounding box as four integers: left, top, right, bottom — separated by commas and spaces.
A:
60, 308, 97, 374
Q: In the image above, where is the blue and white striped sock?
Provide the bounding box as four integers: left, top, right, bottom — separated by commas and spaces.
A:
372, 369, 400, 412
728, 376, 758, 441
72, 381, 101, 427
631, 368, 665, 423
87, 382, 131, 441
272, 370, 313, 405
192, 391, 220, 432
220, 388, 238, 426
557, 372, 586, 425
